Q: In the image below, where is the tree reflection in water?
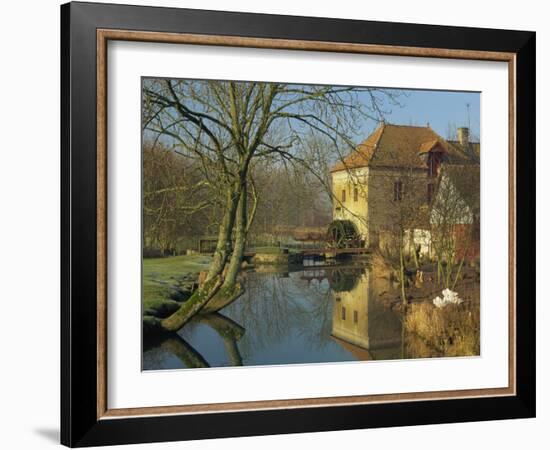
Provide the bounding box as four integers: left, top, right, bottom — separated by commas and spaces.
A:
142, 264, 407, 370
143, 312, 244, 370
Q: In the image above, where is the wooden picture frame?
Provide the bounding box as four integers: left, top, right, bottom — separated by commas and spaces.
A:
61, 1, 535, 447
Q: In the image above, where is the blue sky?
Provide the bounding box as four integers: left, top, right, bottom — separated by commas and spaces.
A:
143, 79, 481, 147
357, 88, 480, 142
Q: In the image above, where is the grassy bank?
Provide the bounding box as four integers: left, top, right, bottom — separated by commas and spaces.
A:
142, 254, 212, 316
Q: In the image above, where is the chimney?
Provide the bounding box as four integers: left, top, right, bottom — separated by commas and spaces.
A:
457, 127, 470, 146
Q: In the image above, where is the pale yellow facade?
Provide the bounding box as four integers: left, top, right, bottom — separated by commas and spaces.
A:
331, 269, 402, 354
332, 166, 431, 249
331, 168, 370, 242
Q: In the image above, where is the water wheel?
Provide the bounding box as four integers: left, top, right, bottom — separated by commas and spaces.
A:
326, 220, 360, 249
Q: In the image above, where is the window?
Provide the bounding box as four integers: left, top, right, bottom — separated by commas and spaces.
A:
428, 152, 440, 177
341, 306, 346, 320
353, 310, 358, 323
341, 189, 346, 202
393, 180, 403, 201
427, 183, 435, 203
353, 187, 358, 202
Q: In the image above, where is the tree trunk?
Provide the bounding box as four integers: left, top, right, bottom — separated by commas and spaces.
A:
223, 182, 247, 288
206, 184, 240, 281
399, 231, 407, 305
201, 283, 244, 313
195, 313, 244, 366
452, 228, 472, 290
410, 232, 420, 269
445, 248, 453, 289
194, 312, 245, 340
223, 339, 243, 366
160, 276, 223, 332
451, 255, 466, 290
202, 183, 248, 313
160, 175, 250, 331
161, 336, 209, 368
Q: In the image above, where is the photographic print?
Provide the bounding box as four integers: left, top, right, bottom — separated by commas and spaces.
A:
141, 78, 481, 370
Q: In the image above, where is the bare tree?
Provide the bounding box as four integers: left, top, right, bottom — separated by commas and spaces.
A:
142, 141, 212, 254
373, 166, 429, 304
430, 165, 479, 289
143, 79, 401, 332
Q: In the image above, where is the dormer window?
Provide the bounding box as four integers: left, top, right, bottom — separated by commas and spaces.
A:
427, 152, 442, 177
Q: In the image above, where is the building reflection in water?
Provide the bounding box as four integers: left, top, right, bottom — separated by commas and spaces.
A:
329, 267, 403, 361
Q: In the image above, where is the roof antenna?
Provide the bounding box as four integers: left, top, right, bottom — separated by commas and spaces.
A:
466, 103, 471, 130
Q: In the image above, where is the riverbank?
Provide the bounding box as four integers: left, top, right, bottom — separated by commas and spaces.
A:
142, 250, 299, 327
143, 254, 212, 319
370, 258, 481, 358
400, 268, 480, 358
404, 299, 480, 358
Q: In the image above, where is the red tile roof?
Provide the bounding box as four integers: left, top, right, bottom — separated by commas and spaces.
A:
330, 124, 384, 172
418, 138, 446, 154
330, 123, 475, 173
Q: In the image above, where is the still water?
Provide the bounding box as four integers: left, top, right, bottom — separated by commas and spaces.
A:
143, 263, 407, 370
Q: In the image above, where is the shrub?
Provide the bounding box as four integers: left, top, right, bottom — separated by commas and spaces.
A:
404, 301, 480, 358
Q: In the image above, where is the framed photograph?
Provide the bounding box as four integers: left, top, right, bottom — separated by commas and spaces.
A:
61, 1, 535, 447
